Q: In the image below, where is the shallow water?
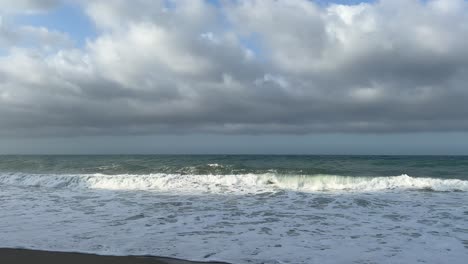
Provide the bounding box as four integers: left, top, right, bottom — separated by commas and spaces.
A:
0, 155, 467, 263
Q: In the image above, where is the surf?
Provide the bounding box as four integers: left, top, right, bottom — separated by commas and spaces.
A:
1, 172, 467, 193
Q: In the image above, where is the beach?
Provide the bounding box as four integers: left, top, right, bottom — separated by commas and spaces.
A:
0, 248, 229, 264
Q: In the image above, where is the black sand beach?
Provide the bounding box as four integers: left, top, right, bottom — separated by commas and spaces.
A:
0, 248, 230, 264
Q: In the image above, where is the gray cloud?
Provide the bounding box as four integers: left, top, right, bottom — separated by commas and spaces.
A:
0, 0, 60, 13
1, 0, 468, 137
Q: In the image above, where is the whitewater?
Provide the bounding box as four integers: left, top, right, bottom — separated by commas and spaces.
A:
1, 172, 468, 193
0, 155, 467, 263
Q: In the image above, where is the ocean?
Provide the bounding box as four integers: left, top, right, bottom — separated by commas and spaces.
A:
0, 155, 467, 263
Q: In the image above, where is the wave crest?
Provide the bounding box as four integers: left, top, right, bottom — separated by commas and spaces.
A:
271, 174, 467, 192
0, 173, 466, 193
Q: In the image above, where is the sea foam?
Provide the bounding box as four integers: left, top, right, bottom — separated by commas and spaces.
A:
1, 172, 467, 264
0, 172, 466, 193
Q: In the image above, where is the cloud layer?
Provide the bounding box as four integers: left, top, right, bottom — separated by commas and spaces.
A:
1, 0, 468, 136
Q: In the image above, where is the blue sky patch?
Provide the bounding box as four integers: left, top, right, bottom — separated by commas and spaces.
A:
13, 2, 96, 48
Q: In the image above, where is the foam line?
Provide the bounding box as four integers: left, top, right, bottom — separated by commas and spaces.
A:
1, 173, 466, 193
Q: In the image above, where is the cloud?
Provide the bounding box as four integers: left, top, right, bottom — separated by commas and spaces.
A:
0, 0, 60, 13
0, 24, 72, 50
1, 0, 468, 137
0, 0, 69, 49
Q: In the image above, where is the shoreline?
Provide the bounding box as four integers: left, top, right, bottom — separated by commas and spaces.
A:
0, 248, 231, 264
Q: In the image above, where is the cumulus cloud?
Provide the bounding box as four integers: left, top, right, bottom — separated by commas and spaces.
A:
1, 0, 468, 137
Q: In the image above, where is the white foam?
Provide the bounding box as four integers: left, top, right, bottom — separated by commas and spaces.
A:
0, 173, 467, 264
272, 174, 468, 192
0, 172, 467, 193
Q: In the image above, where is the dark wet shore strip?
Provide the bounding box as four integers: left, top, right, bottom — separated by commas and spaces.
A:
0, 248, 231, 264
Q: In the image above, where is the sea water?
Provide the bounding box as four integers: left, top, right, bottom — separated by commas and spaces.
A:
0, 155, 467, 263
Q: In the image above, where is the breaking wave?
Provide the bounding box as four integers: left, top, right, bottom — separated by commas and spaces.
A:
0, 173, 467, 193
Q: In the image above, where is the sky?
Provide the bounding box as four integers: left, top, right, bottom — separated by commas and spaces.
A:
1, 0, 468, 155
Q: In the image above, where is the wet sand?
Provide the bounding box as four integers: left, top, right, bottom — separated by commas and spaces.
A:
0, 248, 230, 264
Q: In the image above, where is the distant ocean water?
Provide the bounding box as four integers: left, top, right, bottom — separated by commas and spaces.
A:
0, 155, 467, 263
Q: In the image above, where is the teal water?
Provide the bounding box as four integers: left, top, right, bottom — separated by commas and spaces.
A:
0, 155, 467, 179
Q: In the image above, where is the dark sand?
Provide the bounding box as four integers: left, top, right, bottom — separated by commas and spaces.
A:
0, 248, 230, 264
